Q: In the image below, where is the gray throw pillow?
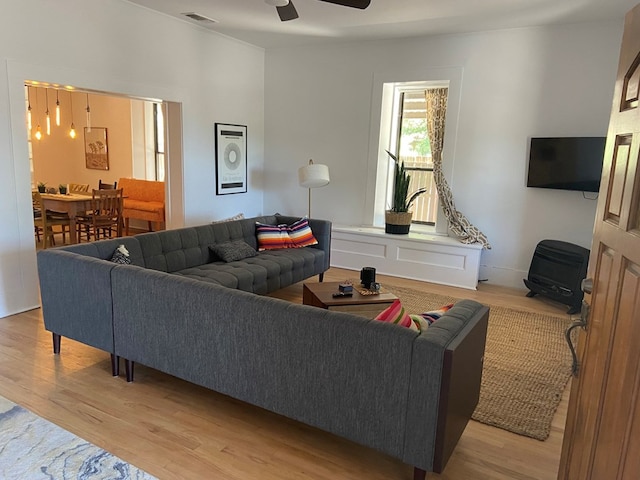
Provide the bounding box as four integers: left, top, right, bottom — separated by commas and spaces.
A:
209, 240, 257, 262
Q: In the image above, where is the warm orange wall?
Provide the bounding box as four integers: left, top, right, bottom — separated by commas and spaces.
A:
30, 89, 132, 190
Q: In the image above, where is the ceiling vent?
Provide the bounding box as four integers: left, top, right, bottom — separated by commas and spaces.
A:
182, 12, 218, 24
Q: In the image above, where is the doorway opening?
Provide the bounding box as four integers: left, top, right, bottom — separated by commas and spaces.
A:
24, 81, 183, 244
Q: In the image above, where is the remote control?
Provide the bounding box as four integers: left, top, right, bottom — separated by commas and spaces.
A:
332, 292, 353, 298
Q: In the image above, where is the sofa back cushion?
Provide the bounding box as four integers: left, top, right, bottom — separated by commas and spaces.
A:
118, 177, 164, 202
136, 216, 279, 272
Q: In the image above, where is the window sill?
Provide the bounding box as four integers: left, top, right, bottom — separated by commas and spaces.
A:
332, 224, 482, 250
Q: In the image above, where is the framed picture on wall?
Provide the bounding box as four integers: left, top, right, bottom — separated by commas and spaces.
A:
215, 123, 247, 195
84, 127, 109, 170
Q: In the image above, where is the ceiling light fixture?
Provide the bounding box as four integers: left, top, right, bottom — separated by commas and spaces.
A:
45, 88, 51, 136
55, 89, 60, 127
85, 93, 91, 133
69, 91, 76, 139
27, 86, 32, 131
265, 0, 289, 6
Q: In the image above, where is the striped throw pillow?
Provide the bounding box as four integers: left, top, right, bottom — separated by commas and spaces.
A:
288, 217, 318, 248
374, 299, 419, 331
256, 222, 294, 250
256, 218, 319, 251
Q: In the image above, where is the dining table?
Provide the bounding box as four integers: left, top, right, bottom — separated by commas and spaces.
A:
39, 192, 93, 245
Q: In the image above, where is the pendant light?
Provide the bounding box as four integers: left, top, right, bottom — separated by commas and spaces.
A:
45, 88, 51, 136
27, 86, 32, 131
69, 91, 76, 139
55, 89, 61, 127
34, 88, 42, 141
85, 93, 91, 133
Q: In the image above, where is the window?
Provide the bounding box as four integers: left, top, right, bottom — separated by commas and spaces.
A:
383, 83, 449, 226
390, 87, 441, 225
369, 69, 460, 234
153, 103, 165, 182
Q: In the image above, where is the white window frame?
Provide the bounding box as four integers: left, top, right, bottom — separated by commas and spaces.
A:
389, 82, 446, 225
364, 67, 463, 236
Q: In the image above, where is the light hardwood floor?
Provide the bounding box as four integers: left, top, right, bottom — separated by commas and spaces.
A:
0, 268, 569, 479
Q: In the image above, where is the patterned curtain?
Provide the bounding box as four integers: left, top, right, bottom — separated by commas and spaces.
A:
425, 88, 491, 249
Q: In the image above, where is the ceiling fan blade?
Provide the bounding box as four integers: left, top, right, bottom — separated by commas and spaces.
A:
317, 0, 371, 9
277, 1, 299, 21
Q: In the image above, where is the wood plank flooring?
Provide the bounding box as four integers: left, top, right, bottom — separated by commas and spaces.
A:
0, 268, 569, 479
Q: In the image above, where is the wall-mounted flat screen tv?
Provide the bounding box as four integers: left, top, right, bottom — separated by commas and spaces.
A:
527, 137, 606, 193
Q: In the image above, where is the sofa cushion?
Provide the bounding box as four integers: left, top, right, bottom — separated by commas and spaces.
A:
256, 222, 295, 250
123, 199, 164, 213
212, 213, 245, 224
416, 304, 454, 325
256, 218, 319, 250
375, 299, 419, 331
110, 245, 132, 264
287, 217, 318, 248
209, 240, 257, 262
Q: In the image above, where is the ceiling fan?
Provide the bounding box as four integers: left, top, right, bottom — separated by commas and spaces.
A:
264, 0, 371, 22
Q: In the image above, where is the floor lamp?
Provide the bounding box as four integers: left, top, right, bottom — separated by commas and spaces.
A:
298, 159, 330, 218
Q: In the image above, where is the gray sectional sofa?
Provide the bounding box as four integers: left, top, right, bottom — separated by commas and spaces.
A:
37, 214, 489, 479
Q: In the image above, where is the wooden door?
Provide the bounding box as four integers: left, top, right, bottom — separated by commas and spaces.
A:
558, 5, 640, 479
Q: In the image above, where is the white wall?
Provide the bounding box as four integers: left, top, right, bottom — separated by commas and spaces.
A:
263, 21, 623, 288
0, 0, 265, 318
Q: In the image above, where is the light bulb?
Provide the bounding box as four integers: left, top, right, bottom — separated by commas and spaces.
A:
69, 123, 76, 139
55, 98, 60, 126
45, 88, 51, 135
35, 125, 42, 140
86, 94, 91, 132
27, 86, 32, 130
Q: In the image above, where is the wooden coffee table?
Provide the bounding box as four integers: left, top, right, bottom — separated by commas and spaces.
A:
302, 281, 398, 318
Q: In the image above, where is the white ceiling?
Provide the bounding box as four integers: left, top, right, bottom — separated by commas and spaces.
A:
126, 0, 637, 48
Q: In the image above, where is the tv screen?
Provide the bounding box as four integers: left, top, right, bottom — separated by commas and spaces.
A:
527, 137, 606, 193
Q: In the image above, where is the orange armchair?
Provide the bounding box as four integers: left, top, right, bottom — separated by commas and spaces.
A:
118, 178, 165, 235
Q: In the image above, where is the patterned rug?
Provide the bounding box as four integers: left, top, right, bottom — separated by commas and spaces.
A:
0, 395, 156, 480
384, 284, 574, 441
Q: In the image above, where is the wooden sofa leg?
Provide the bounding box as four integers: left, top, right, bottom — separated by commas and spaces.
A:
110, 354, 120, 377
125, 360, 135, 382
52, 333, 61, 354
125, 217, 130, 236
148, 221, 153, 232
413, 467, 427, 480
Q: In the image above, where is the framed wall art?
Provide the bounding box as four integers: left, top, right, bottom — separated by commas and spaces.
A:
84, 127, 109, 170
215, 123, 247, 195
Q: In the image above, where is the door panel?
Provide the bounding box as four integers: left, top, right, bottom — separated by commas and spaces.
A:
591, 262, 640, 478
559, 4, 640, 479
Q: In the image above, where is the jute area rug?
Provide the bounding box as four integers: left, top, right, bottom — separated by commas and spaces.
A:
0, 394, 157, 479
385, 284, 574, 441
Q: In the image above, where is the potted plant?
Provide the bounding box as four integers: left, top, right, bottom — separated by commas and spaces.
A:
385, 150, 427, 234
37, 182, 46, 193
58, 184, 68, 195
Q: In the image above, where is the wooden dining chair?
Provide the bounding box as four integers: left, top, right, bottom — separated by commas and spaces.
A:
99, 179, 117, 190
33, 191, 71, 249
76, 188, 124, 242
69, 183, 90, 193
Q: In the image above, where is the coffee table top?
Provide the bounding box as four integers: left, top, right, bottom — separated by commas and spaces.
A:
303, 281, 398, 308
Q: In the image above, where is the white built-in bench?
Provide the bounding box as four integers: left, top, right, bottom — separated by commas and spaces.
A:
331, 225, 482, 290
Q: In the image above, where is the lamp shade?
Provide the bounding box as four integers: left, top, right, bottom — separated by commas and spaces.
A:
298, 162, 330, 189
